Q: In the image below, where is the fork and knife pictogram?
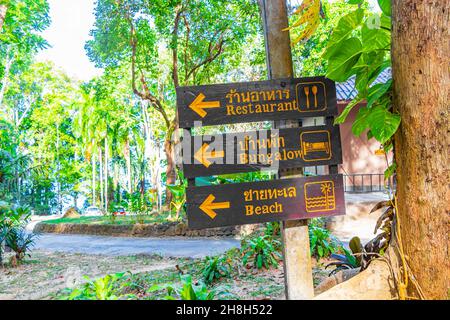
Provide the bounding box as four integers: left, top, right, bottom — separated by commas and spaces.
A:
303, 85, 318, 108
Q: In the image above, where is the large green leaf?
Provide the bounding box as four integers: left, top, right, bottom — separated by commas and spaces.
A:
355, 70, 369, 93
384, 163, 396, 179
334, 96, 362, 124
377, 0, 391, 17
367, 80, 392, 108
366, 105, 400, 144
326, 37, 363, 82
380, 13, 391, 29
367, 58, 391, 85
323, 8, 365, 58
351, 50, 386, 93
351, 106, 371, 136
362, 15, 391, 51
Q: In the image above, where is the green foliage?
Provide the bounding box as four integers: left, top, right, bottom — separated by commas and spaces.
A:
166, 170, 187, 220
377, 0, 391, 17
149, 274, 229, 300
0, 0, 263, 216
308, 220, 341, 260
123, 191, 153, 219
325, 247, 359, 275
5, 227, 37, 260
64, 272, 130, 300
384, 162, 396, 180
290, 0, 364, 76
201, 255, 232, 285
0, 0, 50, 49
1, 62, 85, 214
0, 203, 34, 264
264, 221, 281, 237
241, 235, 282, 270
323, 0, 398, 149
213, 171, 273, 184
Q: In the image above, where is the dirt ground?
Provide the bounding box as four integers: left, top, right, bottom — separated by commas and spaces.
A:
0, 250, 330, 300
0, 250, 178, 300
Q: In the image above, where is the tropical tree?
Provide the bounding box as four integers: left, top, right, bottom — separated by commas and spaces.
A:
288, 0, 448, 300
0, 1, 7, 32
86, 0, 260, 203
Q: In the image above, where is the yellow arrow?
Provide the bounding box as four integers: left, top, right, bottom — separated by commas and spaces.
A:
199, 194, 230, 219
189, 93, 220, 118
194, 143, 224, 168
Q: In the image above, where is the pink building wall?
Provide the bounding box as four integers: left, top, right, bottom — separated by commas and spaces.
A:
337, 102, 392, 189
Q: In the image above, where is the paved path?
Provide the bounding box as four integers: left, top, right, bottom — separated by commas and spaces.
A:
33, 233, 240, 258
345, 192, 389, 203
30, 192, 389, 258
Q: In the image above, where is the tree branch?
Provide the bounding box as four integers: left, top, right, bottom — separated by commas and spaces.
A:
183, 15, 190, 83
0, 4, 7, 33
172, 6, 185, 88
185, 32, 226, 82
121, 2, 172, 131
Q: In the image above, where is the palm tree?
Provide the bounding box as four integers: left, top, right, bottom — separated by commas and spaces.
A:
320, 182, 332, 209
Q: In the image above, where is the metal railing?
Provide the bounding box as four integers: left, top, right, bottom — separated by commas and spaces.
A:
343, 173, 395, 193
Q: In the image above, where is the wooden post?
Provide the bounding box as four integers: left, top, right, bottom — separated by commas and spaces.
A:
259, 0, 314, 299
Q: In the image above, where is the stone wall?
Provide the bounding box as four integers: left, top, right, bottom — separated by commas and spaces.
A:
34, 221, 238, 238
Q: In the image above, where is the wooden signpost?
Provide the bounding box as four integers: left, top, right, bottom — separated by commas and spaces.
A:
186, 174, 345, 230
176, 76, 337, 128
181, 124, 342, 178
175, 0, 346, 300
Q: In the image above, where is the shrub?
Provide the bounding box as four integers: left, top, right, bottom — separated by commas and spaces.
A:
264, 221, 281, 237
5, 227, 38, 261
166, 184, 186, 221
202, 255, 232, 285
241, 235, 282, 270
326, 247, 360, 275
0, 204, 33, 265
308, 223, 341, 260
149, 274, 230, 300
64, 272, 131, 300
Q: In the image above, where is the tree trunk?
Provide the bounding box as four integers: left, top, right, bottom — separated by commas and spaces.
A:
104, 137, 108, 212
164, 137, 176, 204
125, 139, 132, 194
99, 148, 103, 210
392, 0, 450, 299
0, 4, 7, 33
113, 161, 119, 201
92, 152, 96, 206
0, 47, 12, 107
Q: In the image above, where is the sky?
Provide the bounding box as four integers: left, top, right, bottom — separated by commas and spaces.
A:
36, 0, 380, 82
36, 0, 103, 81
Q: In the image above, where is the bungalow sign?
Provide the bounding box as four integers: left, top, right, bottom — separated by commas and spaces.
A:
180, 124, 342, 178
176, 76, 346, 230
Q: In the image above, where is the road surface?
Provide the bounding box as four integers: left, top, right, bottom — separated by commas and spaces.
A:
30, 192, 389, 257
33, 233, 240, 258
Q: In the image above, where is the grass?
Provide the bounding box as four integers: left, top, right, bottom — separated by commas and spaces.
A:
0, 250, 181, 300
41, 214, 171, 226
53, 250, 288, 300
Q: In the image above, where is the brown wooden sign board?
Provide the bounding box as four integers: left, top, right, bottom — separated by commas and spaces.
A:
186, 174, 346, 229
181, 124, 342, 178
176, 76, 337, 128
